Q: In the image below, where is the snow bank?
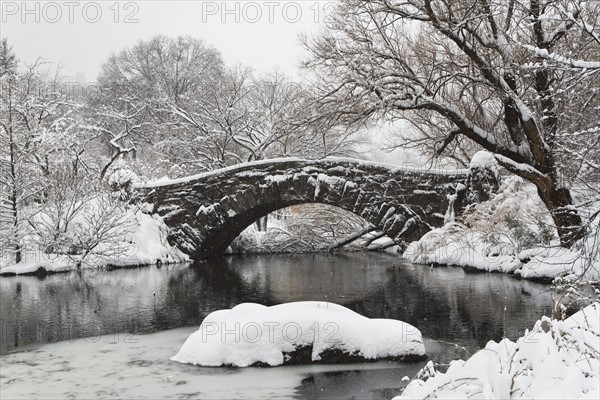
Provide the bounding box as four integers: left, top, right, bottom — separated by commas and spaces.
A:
516, 246, 596, 280
403, 177, 552, 272
0, 208, 188, 275
402, 222, 523, 273
0, 257, 74, 275
397, 302, 600, 399
171, 301, 426, 367
402, 176, 600, 280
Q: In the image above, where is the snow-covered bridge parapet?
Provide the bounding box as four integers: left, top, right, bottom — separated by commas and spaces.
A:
134, 157, 496, 260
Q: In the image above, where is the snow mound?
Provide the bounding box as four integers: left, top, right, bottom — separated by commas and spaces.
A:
398, 302, 600, 399
171, 301, 426, 367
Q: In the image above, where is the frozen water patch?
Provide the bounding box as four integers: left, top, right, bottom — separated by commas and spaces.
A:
0, 327, 426, 400
0, 327, 301, 399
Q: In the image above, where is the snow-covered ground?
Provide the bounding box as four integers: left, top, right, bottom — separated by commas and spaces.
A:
403, 176, 600, 281
172, 301, 425, 367
0, 207, 188, 275
397, 302, 600, 399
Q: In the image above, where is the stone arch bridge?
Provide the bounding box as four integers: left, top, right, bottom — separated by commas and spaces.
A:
134, 158, 498, 260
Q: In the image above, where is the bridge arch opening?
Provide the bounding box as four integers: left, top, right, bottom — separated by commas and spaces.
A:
193, 187, 423, 259
228, 203, 397, 255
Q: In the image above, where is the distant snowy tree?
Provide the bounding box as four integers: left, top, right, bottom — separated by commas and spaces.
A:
233, 70, 303, 162
95, 35, 361, 179
95, 35, 226, 177
164, 65, 255, 170
99, 35, 224, 106
305, 0, 600, 248
0, 39, 17, 78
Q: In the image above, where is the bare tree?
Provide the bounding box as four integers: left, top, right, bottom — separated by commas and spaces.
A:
95, 35, 364, 180
304, 0, 600, 248
94, 35, 225, 177
83, 97, 150, 182
0, 50, 81, 263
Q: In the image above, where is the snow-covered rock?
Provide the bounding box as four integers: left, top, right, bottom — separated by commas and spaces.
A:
397, 302, 600, 399
171, 301, 426, 367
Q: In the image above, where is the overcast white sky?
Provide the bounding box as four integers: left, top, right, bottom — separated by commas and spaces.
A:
1, 1, 336, 81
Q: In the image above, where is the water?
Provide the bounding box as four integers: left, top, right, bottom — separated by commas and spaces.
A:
0, 253, 553, 399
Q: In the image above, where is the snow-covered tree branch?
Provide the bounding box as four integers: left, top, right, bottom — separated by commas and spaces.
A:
304, 0, 600, 248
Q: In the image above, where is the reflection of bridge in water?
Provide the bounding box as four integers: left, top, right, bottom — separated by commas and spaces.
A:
135, 158, 497, 259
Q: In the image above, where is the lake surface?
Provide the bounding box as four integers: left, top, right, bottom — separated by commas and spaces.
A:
0, 253, 553, 399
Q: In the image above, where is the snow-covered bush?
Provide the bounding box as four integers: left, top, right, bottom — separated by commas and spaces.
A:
397, 302, 600, 399
462, 177, 556, 251
19, 166, 131, 268
0, 205, 188, 275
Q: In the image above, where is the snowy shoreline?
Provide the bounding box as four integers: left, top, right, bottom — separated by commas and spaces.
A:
0, 259, 190, 277
0, 209, 189, 276
0, 246, 577, 283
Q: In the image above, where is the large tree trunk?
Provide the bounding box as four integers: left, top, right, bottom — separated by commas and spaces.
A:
8, 123, 21, 264
328, 224, 377, 251
536, 183, 584, 249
